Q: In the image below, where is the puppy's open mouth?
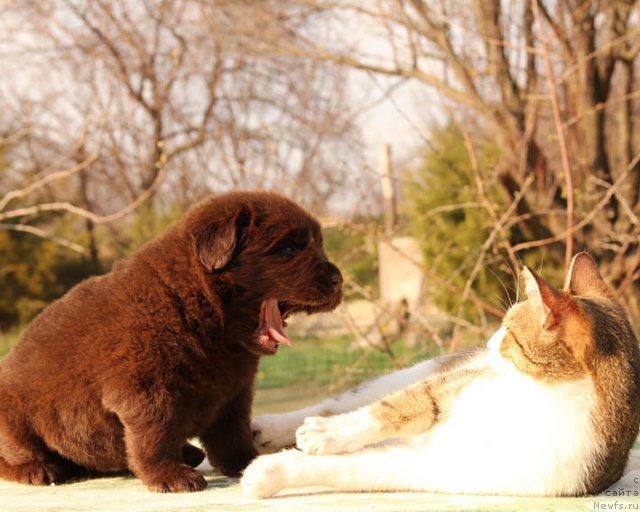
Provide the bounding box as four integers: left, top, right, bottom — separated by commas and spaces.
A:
255, 295, 340, 355
257, 299, 293, 354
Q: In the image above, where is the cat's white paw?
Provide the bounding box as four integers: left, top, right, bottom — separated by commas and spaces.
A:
296, 409, 378, 455
252, 412, 304, 453
241, 450, 299, 498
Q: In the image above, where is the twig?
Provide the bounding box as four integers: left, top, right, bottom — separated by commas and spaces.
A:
337, 299, 387, 354
449, 174, 535, 351
378, 231, 505, 318
616, 249, 640, 296
556, 25, 640, 86
347, 279, 446, 350
459, 118, 520, 278
0, 166, 166, 224
533, 0, 574, 274
0, 223, 86, 254
0, 153, 99, 212
511, 152, 640, 253
590, 176, 639, 226
420, 202, 484, 219
0, 127, 32, 146
564, 90, 640, 129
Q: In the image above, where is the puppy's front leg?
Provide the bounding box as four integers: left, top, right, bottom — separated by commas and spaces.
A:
200, 387, 258, 477
122, 413, 206, 493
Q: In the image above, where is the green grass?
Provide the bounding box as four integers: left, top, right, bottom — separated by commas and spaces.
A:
253, 334, 435, 414
256, 334, 433, 392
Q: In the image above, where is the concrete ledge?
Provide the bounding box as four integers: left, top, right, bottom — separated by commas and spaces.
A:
2, 450, 638, 512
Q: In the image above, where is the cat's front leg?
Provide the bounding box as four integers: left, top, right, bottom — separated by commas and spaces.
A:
296, 361, 483, 456
296, 408, 382, 455
241, 449, 304, 498
241, 444, 438, 498
295, 379, 437, 456
253, 359, 450, 453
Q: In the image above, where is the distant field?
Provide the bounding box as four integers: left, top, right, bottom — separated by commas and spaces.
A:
256, 334, 430, 390
0, 328, 433, 414
253, 334, 432, 413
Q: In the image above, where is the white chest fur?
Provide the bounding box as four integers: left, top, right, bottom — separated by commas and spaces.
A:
416, 354, 600, 495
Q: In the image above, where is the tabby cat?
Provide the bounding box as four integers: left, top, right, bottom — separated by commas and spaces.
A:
242, 253, 640, 498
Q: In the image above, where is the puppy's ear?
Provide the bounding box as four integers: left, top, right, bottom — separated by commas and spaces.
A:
189, 204, 251, 271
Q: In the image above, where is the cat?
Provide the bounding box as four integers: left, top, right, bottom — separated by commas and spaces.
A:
241, 252, 640, 498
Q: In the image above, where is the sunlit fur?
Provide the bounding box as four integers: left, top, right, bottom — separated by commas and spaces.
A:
244, 253, 640, 498
0, 191, 342, 492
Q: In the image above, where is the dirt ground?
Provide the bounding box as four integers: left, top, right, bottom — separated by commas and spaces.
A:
2, 449, 639, 512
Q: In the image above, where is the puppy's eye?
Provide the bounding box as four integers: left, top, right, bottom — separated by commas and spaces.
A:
278, 243, 300, 257
271, 229, 308, 257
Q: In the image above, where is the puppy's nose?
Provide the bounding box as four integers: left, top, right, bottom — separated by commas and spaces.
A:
324, 261, 342, 290
330, 268, 343, 289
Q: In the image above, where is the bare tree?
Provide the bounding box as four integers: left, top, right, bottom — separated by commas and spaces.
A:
260, 0, 640, 316
0, 0, 369, 259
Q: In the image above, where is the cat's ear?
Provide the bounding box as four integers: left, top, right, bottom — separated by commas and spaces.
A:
522, 267, 563, 329
564, 252, 612, 298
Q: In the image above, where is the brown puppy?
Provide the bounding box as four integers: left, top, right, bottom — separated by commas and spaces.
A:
0, 191, 342, 492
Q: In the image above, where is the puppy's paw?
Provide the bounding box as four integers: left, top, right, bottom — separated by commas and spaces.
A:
13, 461, 70, 486
252, 412, 305, 453
296, 410, 378, 455
241, 450, 300, 498
144, 464, 207, 493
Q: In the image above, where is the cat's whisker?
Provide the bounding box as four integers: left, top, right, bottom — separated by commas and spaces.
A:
488, 263, 514, 309
498, 252, 522, 307
537, 254, 545, 276
512, 254, 526, 304
511, 252, 526, 304
494, 295, 509, 314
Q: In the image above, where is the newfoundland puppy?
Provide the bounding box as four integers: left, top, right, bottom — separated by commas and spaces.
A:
0, 191, 342, 492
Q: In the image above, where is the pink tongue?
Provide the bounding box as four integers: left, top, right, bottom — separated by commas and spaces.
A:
264, 299, 292, 346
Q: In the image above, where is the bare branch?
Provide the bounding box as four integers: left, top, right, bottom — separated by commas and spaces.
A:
377, 231, 504, 319
533, 0, 574, 273
0, 152, 99, 212
0, 165, 166, 225
512, 151, 640, 253
616, 249, 640, 296
0, 223, 86, 254
535, 0, 574, 59
449, 174, 535, 351
63, 0, 155, 114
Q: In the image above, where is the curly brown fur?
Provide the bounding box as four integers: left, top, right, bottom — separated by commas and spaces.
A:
0, 191, 342, 492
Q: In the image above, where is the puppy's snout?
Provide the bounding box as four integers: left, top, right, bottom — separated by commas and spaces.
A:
327, 263, 343, 290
